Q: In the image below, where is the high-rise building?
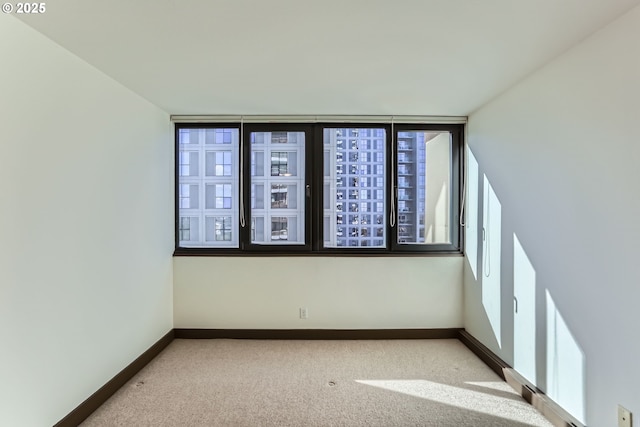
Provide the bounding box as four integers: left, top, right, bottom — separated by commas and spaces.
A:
177, 128, 240, 248
250, 131, 306, 245
323, 128, 387, 247
396, 131, 427, 244
323, 128, 428, 247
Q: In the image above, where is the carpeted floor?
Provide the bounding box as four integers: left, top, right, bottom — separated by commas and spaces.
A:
81, 339, 553, 426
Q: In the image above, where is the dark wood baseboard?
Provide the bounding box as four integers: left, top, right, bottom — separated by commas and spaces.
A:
174, 328, 462, 340
458, 330, 585, 427
457, 330, 509, 379
504, 368, 584, 427
54, 329, 175, 427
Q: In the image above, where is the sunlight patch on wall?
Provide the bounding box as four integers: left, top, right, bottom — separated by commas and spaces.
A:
482, 175, 502, 348
513, 234, 537, 385
465, 147, 480, 280
546, 289, 586, 424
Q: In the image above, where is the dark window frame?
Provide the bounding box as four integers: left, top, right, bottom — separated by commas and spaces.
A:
174, 122, 463, 256
389, 124, 463, 253
241, 123, 314, 252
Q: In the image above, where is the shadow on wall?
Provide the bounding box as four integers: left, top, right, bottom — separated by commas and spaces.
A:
464, 145, 586, 424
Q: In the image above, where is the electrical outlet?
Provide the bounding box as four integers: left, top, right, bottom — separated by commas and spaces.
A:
299, 307, 308, 319
618, 405, 632, 427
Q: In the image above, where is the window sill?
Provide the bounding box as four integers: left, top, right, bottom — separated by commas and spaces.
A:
173, 248, 463, 257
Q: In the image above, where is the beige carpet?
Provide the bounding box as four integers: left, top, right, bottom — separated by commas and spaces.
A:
82, 339, 553, 427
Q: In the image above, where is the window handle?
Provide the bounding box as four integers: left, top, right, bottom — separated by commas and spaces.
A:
514, 296, 518, 314
306, 184, 311, 197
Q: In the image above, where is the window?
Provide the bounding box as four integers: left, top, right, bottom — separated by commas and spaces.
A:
396, 130, 453, 246
175, 122, 462, 254
249, 129, 307, 247
323, 127, 386, 248
176, 127, 239, 248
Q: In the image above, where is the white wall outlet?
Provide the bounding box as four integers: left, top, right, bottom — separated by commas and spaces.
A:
618, 405, 632, 427
299, 307, 308, 319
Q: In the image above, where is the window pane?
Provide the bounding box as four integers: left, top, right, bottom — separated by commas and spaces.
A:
271, 216, 288, 240
206, 151, 232, 176
250, 131, 305, 245
397, 131, 452, 245
252, 151, 264, 176
323, 128, 386, 248
178, 128, 239, 248
179, 216, 199, 242
205, 183, 233, 209
205, 216, 233, 241
252, 184, 264, 209
179, 184, 198, 209
271, 152, 289, 176
178, 152, 199, 177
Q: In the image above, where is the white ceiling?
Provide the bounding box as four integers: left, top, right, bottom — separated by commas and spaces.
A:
16, 0, 640, 116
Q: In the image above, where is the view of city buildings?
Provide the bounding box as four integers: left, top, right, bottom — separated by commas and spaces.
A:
250, 131, 306, 245
177, 127, 444, 248
178, 128, 240, 248
323, 128, 387, 247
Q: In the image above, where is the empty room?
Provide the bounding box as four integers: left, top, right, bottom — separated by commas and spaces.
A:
1, 1, 639, 426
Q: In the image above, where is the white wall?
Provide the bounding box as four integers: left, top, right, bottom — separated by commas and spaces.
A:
0, 16, 174, 427
464, 5, 640, 426
175, 257, 462, 329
